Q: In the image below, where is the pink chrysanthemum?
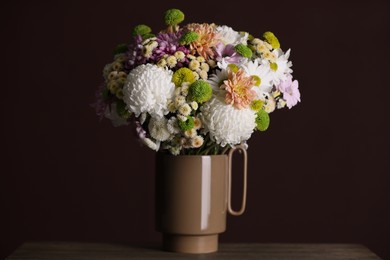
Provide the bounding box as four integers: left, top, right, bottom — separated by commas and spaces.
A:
186, 23, 220, 61
222, 69, 257, 109
276, 76, 301, 109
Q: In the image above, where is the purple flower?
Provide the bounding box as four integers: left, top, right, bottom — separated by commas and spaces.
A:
135, 121, 146, 139
277, 76, 301, 109
215, 43, 243, 64
153, 31, 190, 65
125, 35, 147, 71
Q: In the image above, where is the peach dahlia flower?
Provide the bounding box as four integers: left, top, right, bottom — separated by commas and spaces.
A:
186, 23, 220, 61
222, 69, 257, 109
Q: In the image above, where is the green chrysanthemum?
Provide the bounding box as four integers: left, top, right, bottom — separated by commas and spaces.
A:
113, 43, 128, 55
164, 9, 185, 26
132, 24, 152, 36
178, 116, 194, 131
188, 80, 212, 103
235, 44, 253, 58
263, 31, 280, 49
250, 100, 264, 111
255, 109, 270, 131
172, 67, 196, 87
179, 31, 199, 45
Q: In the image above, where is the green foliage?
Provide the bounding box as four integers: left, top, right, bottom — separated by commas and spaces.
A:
113, 43, 128, 55
142, 33, 155, 40
102, 87, 110, 100
116, 100, 131, 119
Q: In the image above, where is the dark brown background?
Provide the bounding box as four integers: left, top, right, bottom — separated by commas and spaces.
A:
1, 0, 389, 259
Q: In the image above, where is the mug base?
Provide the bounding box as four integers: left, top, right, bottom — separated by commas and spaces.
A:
162, 234, 218, 254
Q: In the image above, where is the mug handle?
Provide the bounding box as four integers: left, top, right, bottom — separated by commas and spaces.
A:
227, 144, 248, 216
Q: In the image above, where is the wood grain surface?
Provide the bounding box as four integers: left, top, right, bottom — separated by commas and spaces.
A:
6, 242, 382, 260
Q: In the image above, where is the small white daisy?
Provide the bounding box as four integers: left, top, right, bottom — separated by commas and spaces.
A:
191, 135, 204, 148
267, 49, 293, 86
178, 104, 192, 116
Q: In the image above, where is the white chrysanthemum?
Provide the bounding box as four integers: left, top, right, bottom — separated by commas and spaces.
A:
216, 25, 248, 45
200, 96, 256, 147
148, 117, 171, 141
267, 49, 293, 86
123, 64, 175, 118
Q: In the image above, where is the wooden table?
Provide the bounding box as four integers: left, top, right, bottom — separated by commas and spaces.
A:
6, 242, 382, 260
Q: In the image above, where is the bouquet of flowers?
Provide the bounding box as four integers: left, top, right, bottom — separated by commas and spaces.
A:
94, 9, 300, 155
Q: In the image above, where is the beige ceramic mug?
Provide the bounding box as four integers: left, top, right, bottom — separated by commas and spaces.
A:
155, 144, 247, 254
